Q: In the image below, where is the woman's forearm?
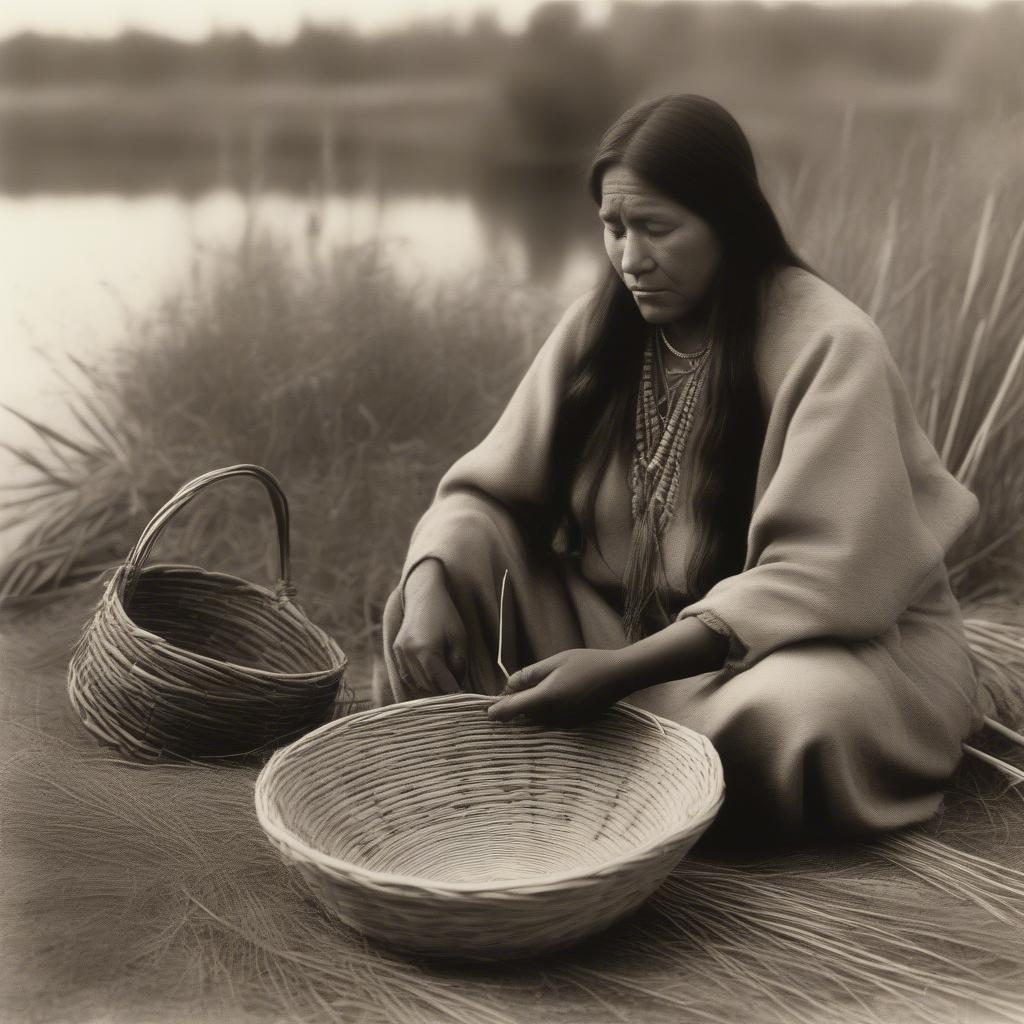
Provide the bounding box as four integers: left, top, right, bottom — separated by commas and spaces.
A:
609, 616, 730, 698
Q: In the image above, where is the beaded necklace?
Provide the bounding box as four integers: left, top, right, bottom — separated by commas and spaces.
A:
621, 327, 711, 642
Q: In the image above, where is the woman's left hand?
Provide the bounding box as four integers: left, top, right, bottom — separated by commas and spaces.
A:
486, 648, 628, 727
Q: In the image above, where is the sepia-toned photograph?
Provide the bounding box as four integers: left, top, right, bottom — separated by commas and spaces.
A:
2, 1, 1024, 1021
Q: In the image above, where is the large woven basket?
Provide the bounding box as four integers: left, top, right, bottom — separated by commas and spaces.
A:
68, 464, 350, 762
255, 691, 724, 962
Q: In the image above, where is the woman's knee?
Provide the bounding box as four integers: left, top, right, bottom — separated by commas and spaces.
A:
768, 642, 875, 727
697, 642, 897, 837
697, 641, 873, 752
434, 506, 532, 586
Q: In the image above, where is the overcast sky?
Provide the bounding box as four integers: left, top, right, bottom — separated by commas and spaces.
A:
0, 0, 995, 41
0, 0, 567, 39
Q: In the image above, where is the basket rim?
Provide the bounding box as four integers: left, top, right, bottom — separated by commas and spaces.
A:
254, 692, 725, 895
105, 561, 349, 680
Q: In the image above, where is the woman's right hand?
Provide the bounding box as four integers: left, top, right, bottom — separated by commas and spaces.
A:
391, 559, 468, 696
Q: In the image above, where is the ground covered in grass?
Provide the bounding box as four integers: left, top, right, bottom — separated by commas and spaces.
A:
5, 591, 1024, 1024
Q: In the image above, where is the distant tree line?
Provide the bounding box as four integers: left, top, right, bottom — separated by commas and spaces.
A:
0, 16, 509, 85
0, 0, 1020, 105
1, 0, 1020, 178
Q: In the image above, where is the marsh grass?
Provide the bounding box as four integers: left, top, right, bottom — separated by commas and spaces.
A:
2, 108, 1024, 705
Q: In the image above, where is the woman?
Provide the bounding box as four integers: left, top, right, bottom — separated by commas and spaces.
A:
378, 94, 992, 848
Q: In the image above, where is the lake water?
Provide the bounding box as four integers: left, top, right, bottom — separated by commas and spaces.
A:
2, 164, 605, 409
0, 154, 606, 559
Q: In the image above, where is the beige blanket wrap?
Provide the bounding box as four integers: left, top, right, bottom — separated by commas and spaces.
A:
379, 267, 993, 845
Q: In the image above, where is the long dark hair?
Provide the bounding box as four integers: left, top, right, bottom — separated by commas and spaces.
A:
535, 94, 812, 610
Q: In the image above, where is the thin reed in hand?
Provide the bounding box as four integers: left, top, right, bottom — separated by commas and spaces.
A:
497, 568, 511, 683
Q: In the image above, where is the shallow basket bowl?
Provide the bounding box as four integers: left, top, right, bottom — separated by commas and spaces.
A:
254, 691, 724, 962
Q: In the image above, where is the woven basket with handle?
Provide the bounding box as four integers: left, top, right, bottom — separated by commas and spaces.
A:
255, 691, 724, 962
68, 464, 350, 762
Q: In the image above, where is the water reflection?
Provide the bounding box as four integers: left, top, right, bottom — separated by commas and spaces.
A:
2, 156, 608, 412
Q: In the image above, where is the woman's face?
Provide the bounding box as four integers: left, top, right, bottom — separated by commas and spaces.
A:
599, 164, 723, 327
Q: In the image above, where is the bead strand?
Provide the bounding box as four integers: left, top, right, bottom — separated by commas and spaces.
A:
630, 330, 710, 533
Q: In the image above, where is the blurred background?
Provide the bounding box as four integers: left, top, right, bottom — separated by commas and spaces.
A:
2, 0, 1023, 698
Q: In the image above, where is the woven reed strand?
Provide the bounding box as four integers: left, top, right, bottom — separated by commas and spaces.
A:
68, 564, 347, 762
254, 692, 724, 962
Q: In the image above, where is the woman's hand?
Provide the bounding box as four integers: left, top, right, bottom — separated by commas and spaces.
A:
486, 648, 628, 727
392, 560, 468, 697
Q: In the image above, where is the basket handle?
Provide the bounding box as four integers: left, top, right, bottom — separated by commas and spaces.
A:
121, 464, 292, 599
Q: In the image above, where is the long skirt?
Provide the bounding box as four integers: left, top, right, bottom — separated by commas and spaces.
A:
378, 502, 991, 852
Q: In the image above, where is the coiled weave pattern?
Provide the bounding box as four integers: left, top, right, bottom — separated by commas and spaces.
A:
255, 692, 724, 961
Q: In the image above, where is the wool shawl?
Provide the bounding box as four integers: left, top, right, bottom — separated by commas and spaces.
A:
397, 266, 980, 677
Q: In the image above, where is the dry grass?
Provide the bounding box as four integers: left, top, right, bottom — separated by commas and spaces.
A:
5, 593, 1024, 1024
